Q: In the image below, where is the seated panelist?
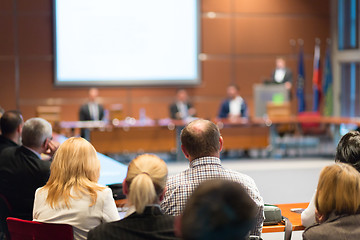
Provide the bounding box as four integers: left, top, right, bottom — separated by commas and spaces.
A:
218, 84, 247, 121
169, 89, 196, 120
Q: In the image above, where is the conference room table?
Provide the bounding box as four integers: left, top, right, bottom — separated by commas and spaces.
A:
59, 116, 360, 157
262, 202, 308, 233
59, 118, 270, 157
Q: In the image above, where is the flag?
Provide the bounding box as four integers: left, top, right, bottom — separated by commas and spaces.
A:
312, 42, 322, 112
323, 43, 333, 116
297, 45, 306, 113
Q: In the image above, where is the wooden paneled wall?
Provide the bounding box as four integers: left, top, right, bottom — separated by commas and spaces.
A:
0, 0, 330, 121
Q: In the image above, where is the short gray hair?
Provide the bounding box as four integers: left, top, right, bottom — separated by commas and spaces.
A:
22, 118, 52, 148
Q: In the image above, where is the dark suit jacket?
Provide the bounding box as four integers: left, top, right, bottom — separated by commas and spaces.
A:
88, 206, 179, 240
169, 102, 194, 120
218, 98, 247, 119
0, 135, 18, 154
0, 146, 50, 220
79, 103, 105, 139
303, 212, 360, 240
79, 103, 105, 121
271, 68, 293, 84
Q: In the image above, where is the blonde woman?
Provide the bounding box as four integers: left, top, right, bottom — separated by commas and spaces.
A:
88, 154, 179, 240
33, 137, 120, 240
303, 163, 360, 240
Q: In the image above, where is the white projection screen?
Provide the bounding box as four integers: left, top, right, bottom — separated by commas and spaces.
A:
53, 0, 201, 86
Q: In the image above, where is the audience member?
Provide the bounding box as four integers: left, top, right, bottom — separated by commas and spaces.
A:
88, 154, 179, 240
0, 117, 57, 220
79, 88, 105, 140
218, 84, 247, 121
160, 119, 264, 236
301, 130, 360, 227
180, 179, 259, 240
169, 89, 196, 120
0, 110, 23, 154
33, 137, 119, 240
303, 163, 360, 240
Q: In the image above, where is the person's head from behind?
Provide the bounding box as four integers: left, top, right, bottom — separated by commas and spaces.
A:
124, 154, 168, 214
335, 131, 360, 172
181, 119, 222, 161
0, 110, 23, 144
21, 117, 52, 151
315, 163, 360, 223
227, 84, 239, 100
181, 179, 257, 240
44, 137, 103, 208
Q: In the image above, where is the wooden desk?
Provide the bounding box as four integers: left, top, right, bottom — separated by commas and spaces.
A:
216, 119, 270, 150
262, 202, 309, 233
78, 119, 270, 154
91, 125, 177, 154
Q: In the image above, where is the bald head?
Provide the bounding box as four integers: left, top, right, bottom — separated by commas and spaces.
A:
181, 119, 221, 160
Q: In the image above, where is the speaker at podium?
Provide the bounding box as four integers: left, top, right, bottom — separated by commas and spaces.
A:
253, 84, 290, 118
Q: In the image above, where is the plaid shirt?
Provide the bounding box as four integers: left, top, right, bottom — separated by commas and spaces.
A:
160, 156, 264, 236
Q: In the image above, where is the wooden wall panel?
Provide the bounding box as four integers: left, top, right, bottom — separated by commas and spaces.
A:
0, 0, 13, 12
202, 18, 232, 54
201, 0, 232, 13
235, 17, 330, 55
17, 0, 51, 12
18, 16, 52, 55
0, 16, 13, 55
0, 60, 16, 110
235, 0, 330, 15
0, 1, 331, 121
200, 59, 232, 96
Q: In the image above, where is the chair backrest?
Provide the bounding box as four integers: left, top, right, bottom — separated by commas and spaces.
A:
0, 194, 11, 240
6, 217, 73, 240
297, 111, 322, 134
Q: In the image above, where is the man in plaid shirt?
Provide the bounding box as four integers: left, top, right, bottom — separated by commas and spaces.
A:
160, 119, 264, 236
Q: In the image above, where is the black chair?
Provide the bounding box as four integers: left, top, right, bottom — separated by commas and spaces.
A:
0, 194, 11, 240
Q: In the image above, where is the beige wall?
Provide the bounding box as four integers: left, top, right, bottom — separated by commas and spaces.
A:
0, 0, 330, 121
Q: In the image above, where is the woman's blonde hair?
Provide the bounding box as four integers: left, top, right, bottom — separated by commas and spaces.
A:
315, 163, 360, 219
43, 137, 105, 208
126, 154, 168, 214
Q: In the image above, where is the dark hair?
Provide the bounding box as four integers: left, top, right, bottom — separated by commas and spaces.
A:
180, 119, 220, 159
181, 179, 257, 240
0, 110, 23, 135
335, 131, 360, 172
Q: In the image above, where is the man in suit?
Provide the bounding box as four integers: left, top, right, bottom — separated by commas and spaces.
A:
79, 88, 105, 140
0, 110, 23, 154
271, 57, 293, 92
160, 119, 264, 236
169, 89, 196, 120
271, 57, 293, 85
0, 117, 58, 220
218, 84, 247, 120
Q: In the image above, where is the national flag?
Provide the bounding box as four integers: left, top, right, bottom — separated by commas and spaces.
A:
323, 43, 333, 116
297, 45, 306, 113
312, 42, 322, 112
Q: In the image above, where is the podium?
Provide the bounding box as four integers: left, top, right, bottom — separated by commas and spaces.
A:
253, 84, 289, 117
